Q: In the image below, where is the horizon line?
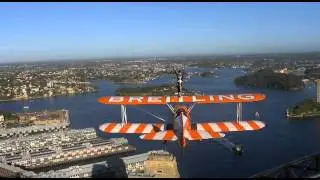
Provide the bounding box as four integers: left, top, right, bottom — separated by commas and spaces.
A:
1, 50, 320, 65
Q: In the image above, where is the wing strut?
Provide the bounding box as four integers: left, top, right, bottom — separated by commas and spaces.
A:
188, 103, 196, 113
121, 105, 128, 125
166, 103, 175, 114
236, 103, 242, 123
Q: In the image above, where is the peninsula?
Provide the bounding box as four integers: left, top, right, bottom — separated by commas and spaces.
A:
234, 69, 305, 91
199, 71, 216, 77
115, 84, 199, 96
287, 99, 320, 119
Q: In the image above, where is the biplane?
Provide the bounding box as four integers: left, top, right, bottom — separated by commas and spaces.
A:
98, 94, 266, 149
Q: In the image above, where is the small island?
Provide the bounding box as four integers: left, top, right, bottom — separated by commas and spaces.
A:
116, 84, 199, 96
234, 69, 305, 91
287, 99, 320, 119
200, 71, 216, 77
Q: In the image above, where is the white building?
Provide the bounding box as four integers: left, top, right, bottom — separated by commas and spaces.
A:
317, 80, 320, 103
47, 81, 54, 88
0, 115, 4, 128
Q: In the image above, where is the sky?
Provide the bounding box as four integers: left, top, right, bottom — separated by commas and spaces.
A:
1, 2, 320, 62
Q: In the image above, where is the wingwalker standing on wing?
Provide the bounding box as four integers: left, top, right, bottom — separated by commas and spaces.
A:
98, 68, 266, 156
175, 68, 184, 97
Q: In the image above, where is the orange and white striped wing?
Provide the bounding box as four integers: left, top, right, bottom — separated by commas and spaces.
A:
184, 130, 225, 140
196, 120, 266, 133
97, 93, 266, 105
99, 123, 164, 134
139, 130, 178, 141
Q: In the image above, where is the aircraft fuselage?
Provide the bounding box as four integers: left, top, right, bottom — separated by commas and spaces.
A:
173, 105, 191, 148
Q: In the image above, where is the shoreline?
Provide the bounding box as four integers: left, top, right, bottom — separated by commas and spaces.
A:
286, 109, 320, 119
0, 91, 98, 103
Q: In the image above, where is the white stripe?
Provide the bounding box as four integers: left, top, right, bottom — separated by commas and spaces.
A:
209, 123, 222, 132
171, 135, 178, 141
219, 133, 225, 138
166, 96, 170, 103
142, 125, 153, 133
139, 134, 146, 139
110, 124, 122, 133
182, 115, 188, 126
198, 131, 211, 139
224, 122, 238, 131
126, 124, 140, 133
239, 121, 253, 130
197, 124, 205, 131
183, 130, 191, 140
99, 123, 109, 132
159, 124, 165, 131
154, 132, 166, 140
253, 121, 265, 129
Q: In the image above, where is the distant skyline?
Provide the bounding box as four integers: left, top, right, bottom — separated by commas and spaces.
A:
1, 2, 320, 62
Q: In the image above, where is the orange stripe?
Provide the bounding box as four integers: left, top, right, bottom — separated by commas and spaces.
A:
97, 97, 108, 104
201, 123, 214, 133
216, 122, 229, 132
163, 131, 175, 140
119, 123, 132, 133
189, 130, 202, 140
135, 124, 147, 134
247, 121, 260, 130
151, 124, 163, 132
210, 132, 222, 138
105, 123, 117, 133
143, 132, 157, 140
232, 122, 245, 131
155, 123, 163, 129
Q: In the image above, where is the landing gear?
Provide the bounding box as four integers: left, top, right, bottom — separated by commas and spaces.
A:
232, 144, 244, 156
216, 138, 244, 156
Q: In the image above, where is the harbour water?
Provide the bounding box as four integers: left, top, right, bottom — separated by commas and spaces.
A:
0, 68, 319, 178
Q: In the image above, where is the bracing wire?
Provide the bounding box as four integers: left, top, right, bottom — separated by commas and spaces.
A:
129, 105, 167, 122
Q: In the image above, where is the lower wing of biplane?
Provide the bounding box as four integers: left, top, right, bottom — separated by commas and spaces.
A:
99, 120, 265, 141
195, 120, 266, 133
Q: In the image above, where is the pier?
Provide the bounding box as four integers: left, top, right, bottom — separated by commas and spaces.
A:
0, 109, 180, 178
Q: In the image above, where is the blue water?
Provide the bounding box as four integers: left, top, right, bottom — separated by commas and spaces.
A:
0, 68, 319, 178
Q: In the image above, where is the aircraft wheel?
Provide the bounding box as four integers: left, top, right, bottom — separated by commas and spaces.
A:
232, 144, 243, 156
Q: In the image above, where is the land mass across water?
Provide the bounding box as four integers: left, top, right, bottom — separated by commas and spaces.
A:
199, 71, 216, 77
287, 98, 320, 119
234, 69, 305, 91
115, 84, 201, 96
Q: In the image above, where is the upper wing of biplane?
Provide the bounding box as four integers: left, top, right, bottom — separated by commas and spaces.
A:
97, 93, 266, 105
195, 120, 266, 133
99, 122, 165, 134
